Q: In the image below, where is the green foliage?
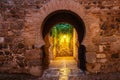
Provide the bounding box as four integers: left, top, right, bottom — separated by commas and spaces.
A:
50, 23, 73, 37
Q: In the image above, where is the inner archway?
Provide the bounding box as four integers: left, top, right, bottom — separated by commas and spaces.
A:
42, 10, 85, 70
49, 23, 77, 58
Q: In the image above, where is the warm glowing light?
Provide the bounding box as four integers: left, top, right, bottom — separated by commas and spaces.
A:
59, 68, 70, 80
50, 23, 73, 57
63, 35, 67, 39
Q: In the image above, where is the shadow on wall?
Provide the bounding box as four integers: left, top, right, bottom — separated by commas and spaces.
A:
78, 44, 86, 71
41, 46, 49, 70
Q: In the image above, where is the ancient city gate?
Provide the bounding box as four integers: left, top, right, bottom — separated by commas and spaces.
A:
24, 0, 100, 76
0, 0, 120, 78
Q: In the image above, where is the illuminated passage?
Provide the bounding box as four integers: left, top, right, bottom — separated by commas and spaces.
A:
50, 23, 74, 57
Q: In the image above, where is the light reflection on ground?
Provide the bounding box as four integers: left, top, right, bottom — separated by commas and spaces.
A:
59, 68, 71, 80
49, 57, 78, 69
42, 57, 81, 80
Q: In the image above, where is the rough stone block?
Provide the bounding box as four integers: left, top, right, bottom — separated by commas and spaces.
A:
97, 59, 107, 63
0, 55, 6, 61
29, 66, 43, 76
10, 22, 23, 30
5, 37, 13, 43
110, 40, 120, 53
17, 43, 25, 49
25, 49, 42, 60
86, 52, 96, 63
27, 60, 42, 66
100, 36, 117, 43
0, 29, 7, 36
96, 54, 106, 58
0, 37, 4, 43
86, 63, 101, 73
86, 45, 98, 52
1, 23, 8, 29
7, 31, 14, 36
99, 45, 104, 52
93, 63, 101, 72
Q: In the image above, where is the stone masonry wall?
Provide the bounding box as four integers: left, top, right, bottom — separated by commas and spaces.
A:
0, 0, 120, 76
79, 0, 120, 73
0, 0, 26, 73
0, 0, 45, 76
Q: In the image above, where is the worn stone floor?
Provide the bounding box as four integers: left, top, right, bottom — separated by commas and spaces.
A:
39, 57, 120, 80
0, 57, 120, 80
40, 57, 83, 80
40, 57, 81, 80
49, 57, 78, 69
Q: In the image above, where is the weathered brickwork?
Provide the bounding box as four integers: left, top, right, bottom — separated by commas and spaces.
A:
0, 0, 120, 76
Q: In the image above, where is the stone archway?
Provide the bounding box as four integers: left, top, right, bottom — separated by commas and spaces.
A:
23, 0, 101, 76
33, 0, 86, 48
42, 10, 85, 56
41, 10, 86, 69
36, 0, 87, 71
24, 0, 100, 56
42, 10, 85, 43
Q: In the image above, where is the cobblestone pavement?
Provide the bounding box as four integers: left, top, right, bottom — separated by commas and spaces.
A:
0, 57, 120, 80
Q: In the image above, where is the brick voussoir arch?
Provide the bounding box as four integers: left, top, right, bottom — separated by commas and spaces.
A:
35, 0, 86, 48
